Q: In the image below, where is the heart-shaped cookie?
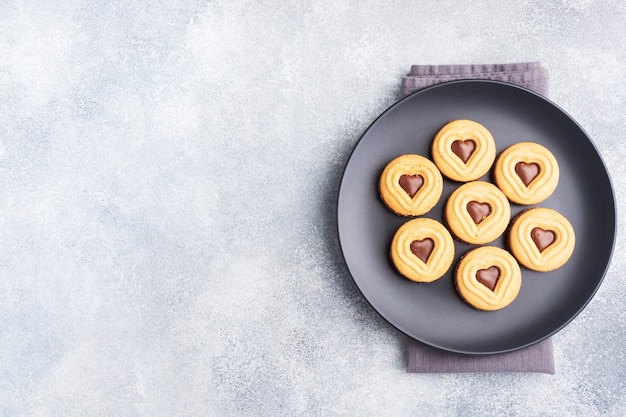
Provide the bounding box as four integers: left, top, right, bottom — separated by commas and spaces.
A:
390, 218, 455, 283
455, 246, 522, 311
509, 208, 575, 272
494, 142, 559, 205
379, 154, 443, 217
432, 120, 496, 182
445, 181, 510, 244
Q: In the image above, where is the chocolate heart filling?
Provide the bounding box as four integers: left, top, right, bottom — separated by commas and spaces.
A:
410, 238, 434, 263
476, 266, 500, 291
515, 162, 540, 186
399, 174, 424, 198
531, 227, 555, 252
451, 139, 476, 163
466, 201, 491, 225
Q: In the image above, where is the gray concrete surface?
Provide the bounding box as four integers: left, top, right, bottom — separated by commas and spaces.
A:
0, 1, 624, 416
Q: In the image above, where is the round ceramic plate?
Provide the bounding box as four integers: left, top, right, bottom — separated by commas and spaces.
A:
336, 80, 616, 354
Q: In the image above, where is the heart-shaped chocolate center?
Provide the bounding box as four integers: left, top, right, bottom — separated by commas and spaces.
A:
515, 162, 540, 186
531, 227, 555, 252
399, 174, 424, 198
466, 201, 491, 225
476, 266, 500, 291
410, 238, 434, 263
451, 139, 476, 163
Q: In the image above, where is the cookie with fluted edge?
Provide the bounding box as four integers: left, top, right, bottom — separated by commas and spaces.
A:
494, 142, 559, 205
432, 119, 496, 182
508, 207, 575, 272
390, 218, 455, 283
455, 246, 522, 311
445, 181, 511, 244
379, 154, 443, 216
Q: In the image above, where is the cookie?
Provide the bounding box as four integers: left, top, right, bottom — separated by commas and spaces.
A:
444, 181, 511, 244
508, 207, 575, 272
455, 246, 522, 311
379, 154, 443, 216
431, 119, 496, 182
390, 218, 455, 283
494, 142, 559, 205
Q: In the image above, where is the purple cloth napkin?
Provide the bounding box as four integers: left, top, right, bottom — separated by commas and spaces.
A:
402, 62, 548, 97
402, 62, 555, 374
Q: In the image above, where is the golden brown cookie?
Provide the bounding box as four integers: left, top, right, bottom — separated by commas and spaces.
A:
455, 246, 522, 311
431, 119, 497, 182
379, 154, 444, 216
390, 218, 455, 283
444, 181, 511, 244
494, 142, 559, 205
508, 207, 575, 272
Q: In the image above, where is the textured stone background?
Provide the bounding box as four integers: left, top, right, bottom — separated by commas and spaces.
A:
1, 1, 625, 416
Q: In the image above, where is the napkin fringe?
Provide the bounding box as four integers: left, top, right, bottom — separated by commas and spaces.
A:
408, 62, 544, 76
406, 338, 556, 374
402, 71, 548, 97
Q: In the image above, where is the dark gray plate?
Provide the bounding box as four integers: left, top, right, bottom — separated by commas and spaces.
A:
337, 80, 615, 354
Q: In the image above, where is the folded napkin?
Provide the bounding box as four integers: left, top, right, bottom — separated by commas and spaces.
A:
402, 62, 555, 374
402, 62, 548, 97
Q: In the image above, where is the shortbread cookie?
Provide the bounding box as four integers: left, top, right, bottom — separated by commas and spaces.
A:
455, 246, 522, 311
379, 154, 444, 216
494, 142, 559, 205
390, 218, 455, 282
431, 119, 497, 182
445, 181, 511, 244
508, 207, 575, 272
